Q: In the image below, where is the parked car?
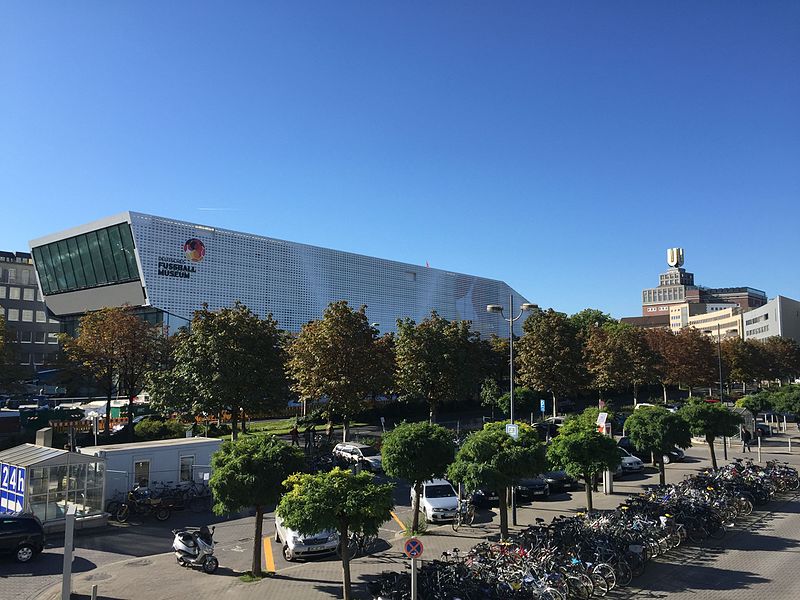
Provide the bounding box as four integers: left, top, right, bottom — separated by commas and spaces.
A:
515, 477, 549, 501
274, 514, 338, 561
617, 436, 686, 464
540, 470, 578, 493
615, 447, 645, 477
0, 513, 45, 563
332, 442, 383, 473
413, 479, 459, 523
471, 488, 500, 508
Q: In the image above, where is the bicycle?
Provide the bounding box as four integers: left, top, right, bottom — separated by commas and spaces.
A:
337, 530, 379, 558
452, 497, 477, 532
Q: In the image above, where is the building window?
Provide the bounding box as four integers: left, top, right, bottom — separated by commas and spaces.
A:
134, 460, 150, 488
179, 456, 195, 483
21, 269, 30, 285
48, 332, 59, 344
19, 331, 32, 343
22, 310, 34, 322
7, 308, 19, 321
23, 288, 35, 301
9, 287, 20, 300
0, 286, 5, 299
35, 331, 46, 344
36, 310, 46, 323
7, 268, 15, 283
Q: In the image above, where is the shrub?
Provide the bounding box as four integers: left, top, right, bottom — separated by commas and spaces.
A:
135, 419, 187, 441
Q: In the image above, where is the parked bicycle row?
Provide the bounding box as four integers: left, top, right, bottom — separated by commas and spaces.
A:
105, 480, 213, 522
369, 458, 799, 600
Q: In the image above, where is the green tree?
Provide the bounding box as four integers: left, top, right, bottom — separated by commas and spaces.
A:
619, 326, 659, 405
759, 337, 800, 384
448, 421, 546, 538
680, 400, 742, 470
278, 468, 394, 600
210, 435, 305, 577
644, 328, 680, 403
381, 421, 456, 533
735, 393, 774, 416
395, 311, 487, 422
624, 406, 692, 485
673, 328, 717, 396
721, 338, 768, 395
569, 308, 616, 341
585, 325, 628, 404
480, 377, 502, 420
496, 387, 539, 418
517, 309, 585, 417
560, 406, 616, 436
546, 429, 620, 512
168, 303, 289, 440
287, 301, 387, 441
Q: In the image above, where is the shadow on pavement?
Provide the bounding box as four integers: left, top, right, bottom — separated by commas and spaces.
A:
0, 553, 96, 578
639, 564, 769, 592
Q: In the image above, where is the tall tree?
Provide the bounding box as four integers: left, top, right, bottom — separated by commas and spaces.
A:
171, 302, 288, 440
619, 325, 659, 405
278, 468, 394, 600
288, 301, 386, 441
480, 377, 502, 420
395, 311, 486, 423
516, 309, 585, 417
210, 435, 305, 577
569, 308, 616, 341
381, 422, 456, 533
680, 400, 742, 470
673, 328, 717, 396
624, 406, 692, 485
448, 421, 546, 539
644, 328, 679, 403
546, 429, 620, 512
721, 338, 767, 394
760, 337, 800, 384
585, 325, 628, 405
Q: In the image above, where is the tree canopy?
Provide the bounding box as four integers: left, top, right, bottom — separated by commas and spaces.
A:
624, 406, 692, 485
381, 421, 455, 533
448, 421, 546, 538
278, 468, 394, 600
210, 435, 305, 577
680, 400, 742, 470
287, 301, 388, 440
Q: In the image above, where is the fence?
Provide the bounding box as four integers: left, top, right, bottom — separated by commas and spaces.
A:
48, 417, 129, 433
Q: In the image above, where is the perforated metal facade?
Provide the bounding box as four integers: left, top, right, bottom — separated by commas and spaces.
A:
31, 212, 532, 337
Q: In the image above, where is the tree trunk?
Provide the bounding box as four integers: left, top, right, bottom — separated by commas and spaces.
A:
707, 435, 718, 470
688, 386, 693, 398
342, 418, 349, 443
658, 458, 666, 486
252, 505, 263, 576
231, 405, 239, 441
241, 411, 247, 434
498, 485, 509, 539
662, 383, 668, 404
584, 473, 593, 512
339, 522, 352, 600
128, 396, 135, 442
633, 382, 638, 407
552, 391, 557, 418
429, 402, 437, 424
104, 393, 112, 442
411, 482, 422, 534
742, 381, 746, 395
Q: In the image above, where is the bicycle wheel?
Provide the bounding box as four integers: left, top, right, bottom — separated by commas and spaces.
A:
590, 571, 609, 597
613, 560, 632, 587
452, 515, 462, 532
116, 504, 130, 523
105, 501, 120, 517
593, 563, 616, 590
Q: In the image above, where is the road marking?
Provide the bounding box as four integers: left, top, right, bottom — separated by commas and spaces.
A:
390, 511, 405, 529
263, 536, 275, 573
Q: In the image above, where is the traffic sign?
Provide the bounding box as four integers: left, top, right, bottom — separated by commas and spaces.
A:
404, 537, 424, 558
505, 423, 519, 440
596, 412, 608, 427
540, 399, 546, 414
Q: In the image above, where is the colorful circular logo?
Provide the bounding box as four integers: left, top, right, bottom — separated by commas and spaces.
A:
183, 238, 206, 262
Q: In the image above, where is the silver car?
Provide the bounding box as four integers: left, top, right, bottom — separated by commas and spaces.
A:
274, 514, 339, 561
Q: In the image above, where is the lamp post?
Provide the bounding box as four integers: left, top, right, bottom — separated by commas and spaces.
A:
487, 295, 538, 526
88, 411, 99, 446
704, 324, 727, 460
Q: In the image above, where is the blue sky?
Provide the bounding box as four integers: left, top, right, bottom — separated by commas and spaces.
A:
2, 1, 798, 318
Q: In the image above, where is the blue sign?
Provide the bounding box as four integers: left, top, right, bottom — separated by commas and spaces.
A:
540, 399, 546, 414
505, 423, 519, 440
404, 537, 424, 558
0, 462, 26, 513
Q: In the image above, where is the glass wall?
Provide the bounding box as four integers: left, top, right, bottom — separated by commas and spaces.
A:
31, 223, 140, 295
27, 461, 105, 521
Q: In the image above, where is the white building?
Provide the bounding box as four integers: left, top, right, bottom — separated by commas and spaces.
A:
743, 295, 800, 343
29, 212, 532, 337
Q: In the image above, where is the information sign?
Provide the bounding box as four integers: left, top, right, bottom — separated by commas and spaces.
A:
0, 462, 26, 513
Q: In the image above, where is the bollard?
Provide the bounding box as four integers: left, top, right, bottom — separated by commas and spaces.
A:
91, 585, 98, 600
789, 436, 792, 454
757, 435, 762, 463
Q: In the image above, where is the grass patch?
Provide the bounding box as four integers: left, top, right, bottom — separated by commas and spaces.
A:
239, 571, 269, 582
401, 515, 429, 537
245, 419, 370, 437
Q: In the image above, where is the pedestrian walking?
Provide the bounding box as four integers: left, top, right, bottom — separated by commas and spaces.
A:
303, 425, 311, 451
290, 423, 300, 447
741, 427, 752, 452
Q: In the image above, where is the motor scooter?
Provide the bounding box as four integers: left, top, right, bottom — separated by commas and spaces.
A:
172, 525, 219, 574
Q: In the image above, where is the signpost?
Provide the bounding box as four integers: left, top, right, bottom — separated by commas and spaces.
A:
540, 399, 546, 418
595, 413, 613, 495
0, 462, 26, 513
505, 423, 519, 440
404, 537, 424, 600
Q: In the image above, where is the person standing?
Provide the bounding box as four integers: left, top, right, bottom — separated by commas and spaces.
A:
290, 423, 300, 447
303, 425, 312, 451
325, 421, 334, 444
741, 427, 752, 452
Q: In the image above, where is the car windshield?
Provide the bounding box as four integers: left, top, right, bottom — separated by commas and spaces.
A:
359, 447, 379, 457
426, 484, 456, 498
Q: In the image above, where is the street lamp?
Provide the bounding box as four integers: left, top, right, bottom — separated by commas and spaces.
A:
87, 411, 100, 446
703, 323, 727, 461
487, 295, 538, 526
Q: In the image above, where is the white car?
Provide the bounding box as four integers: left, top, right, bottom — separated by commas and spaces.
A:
274, 514, 339, 561
412, 479, 459, 523
332, 442, 383, 473
615, 447, 645, 476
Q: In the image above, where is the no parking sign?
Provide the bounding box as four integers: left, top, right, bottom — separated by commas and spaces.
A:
404, 537, 423, 559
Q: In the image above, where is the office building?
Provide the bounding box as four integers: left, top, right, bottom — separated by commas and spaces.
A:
742, 296, 800, 344
687, 306, 743, 342
28, 212, 531, 338
0, 251, 61, 369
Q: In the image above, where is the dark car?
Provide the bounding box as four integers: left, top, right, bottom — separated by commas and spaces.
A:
0, 513, 45, 563
515, 477, 549, 501
471, 489, 500, 508
540, 471, 578, 493
617, 436, 685, 464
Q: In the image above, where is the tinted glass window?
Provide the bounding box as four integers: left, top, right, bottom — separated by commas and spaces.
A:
31, 223, 140, 295
426, 484, 456, 498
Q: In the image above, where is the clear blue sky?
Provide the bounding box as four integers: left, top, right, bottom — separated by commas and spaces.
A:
2, 1, 798, 318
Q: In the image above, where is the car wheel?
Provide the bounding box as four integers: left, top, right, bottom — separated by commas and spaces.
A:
15, 543, 35, 563
283, 545, 295, 561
